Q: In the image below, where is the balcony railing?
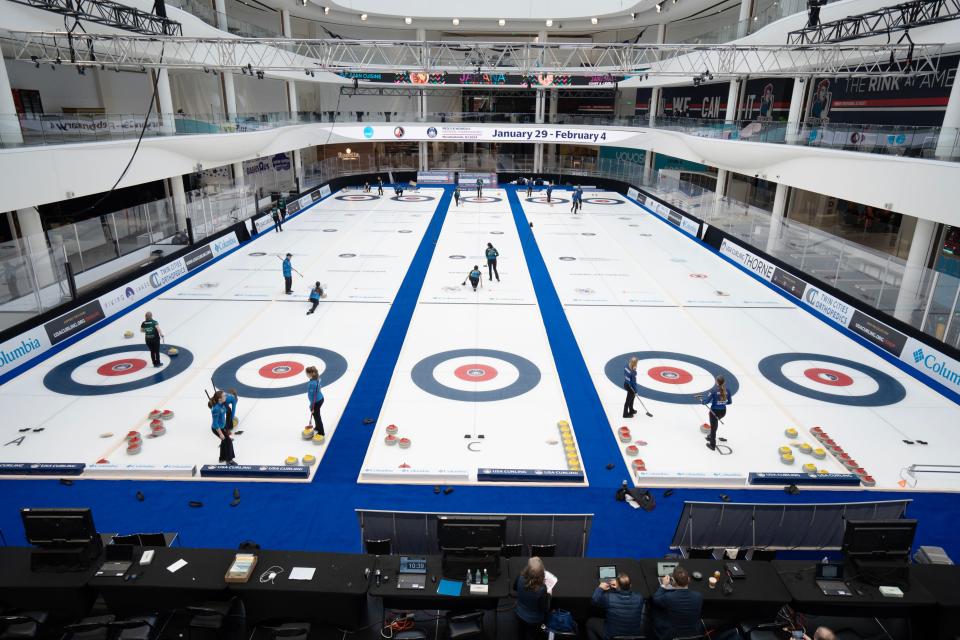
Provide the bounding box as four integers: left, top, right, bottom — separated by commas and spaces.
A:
3, 111, 958, 161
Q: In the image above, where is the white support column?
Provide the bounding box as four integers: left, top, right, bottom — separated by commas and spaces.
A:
416, 28, 428, 171
785, 77, 806, 144
155, 67, 189, 229
16, 207, 54, 287
714, 79, 741, 199
765, 183, 789, 254
281, 9, 304, 188
737, 0, 754, 38
648, 23, 667, 129
0, 56, 23, 145
894, 218, 938, 322
935, 58, 960, 159
213, 0, 228, 30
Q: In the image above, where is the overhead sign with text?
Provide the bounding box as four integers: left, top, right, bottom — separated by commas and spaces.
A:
341, 124, 639, 145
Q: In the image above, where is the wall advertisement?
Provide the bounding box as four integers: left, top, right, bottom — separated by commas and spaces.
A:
0, 233, 238, 381
641, 198, 701, 237
719, 238, 960, 397
318, 185, 331, 198
253, 215, 275, 234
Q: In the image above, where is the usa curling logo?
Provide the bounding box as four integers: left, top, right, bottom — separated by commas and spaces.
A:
913, 348, 924, 364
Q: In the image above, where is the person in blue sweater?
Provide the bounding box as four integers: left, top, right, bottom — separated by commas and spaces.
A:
208, 391, 236, 465
698, 374, 733, 451
571, 186, 584, 213
223, 388, 239, 431
307, 281, 325, 315
485, 243, 500, 282
546, 183, 553, 204
651, 565, 703, 640
623, 356, 640, 418
305, 365, 324, 437
463, 265, 483, 291
282, 253, 293, 295
514, 557, 549, 640
587, 573, 645, 640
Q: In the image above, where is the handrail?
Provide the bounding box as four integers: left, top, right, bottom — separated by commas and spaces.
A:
2, 110, 957, 161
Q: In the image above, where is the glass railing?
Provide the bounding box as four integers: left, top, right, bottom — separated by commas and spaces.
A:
166, 0, 281, 38
676, 0, 839, 45
0, 183, 254, 333
3, 111, 957, 161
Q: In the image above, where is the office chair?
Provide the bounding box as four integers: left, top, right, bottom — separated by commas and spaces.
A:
186, 598, 245, 640
365, 538, 391, 556
249, 623, 310, 640
111, 616, 159, 640
529, 544, 556, 558
0, 612, 49, 640
501, 543, 523, 558
611, 636, 646, 640
444, 611, 483, 640
61, 617, 115, 640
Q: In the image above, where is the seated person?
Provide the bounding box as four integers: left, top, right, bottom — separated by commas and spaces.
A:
651, 565, 703, 640
587, 573, 644, 640
514, 557, 549, 639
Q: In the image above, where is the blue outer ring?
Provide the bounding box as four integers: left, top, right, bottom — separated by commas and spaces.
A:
604, 351, 740, 404
212, 346, 348, 399
461, 196, 503, 203
336, 194, 379, 201
44, 344, 194, 396
583, 197, 624, 205
391, 195, 435, 202
411, 348, 540, 402
526, 196, 570, 204
758, 352, 906, 406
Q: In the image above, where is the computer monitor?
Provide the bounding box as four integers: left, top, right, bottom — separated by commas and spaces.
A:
437, 516, 506, 552
21, 508, 98, 547
841, 519, 917, 560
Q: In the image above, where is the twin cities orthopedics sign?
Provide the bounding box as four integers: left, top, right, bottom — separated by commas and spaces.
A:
339, 124, 639, 145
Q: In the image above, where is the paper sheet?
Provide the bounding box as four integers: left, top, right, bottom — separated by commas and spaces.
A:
167, 559, 187, 573
289, 567, 316, 581
545, 570, 558, 594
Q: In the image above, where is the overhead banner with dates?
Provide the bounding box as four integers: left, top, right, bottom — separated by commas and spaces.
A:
337, 71, 622, 87
340, 123, 640, 145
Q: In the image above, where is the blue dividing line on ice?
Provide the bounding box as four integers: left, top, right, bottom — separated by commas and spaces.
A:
315, 185, 454, 483
505, 186, 630, 488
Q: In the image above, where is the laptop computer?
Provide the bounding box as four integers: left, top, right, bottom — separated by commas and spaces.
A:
397, 556, 427, 590
816, 563, 852, 597
657, 562, 677, 578
598, 565, 616, 585
96, 544, 134, 577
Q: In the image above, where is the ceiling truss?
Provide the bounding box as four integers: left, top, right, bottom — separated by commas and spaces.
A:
0, 31, 944, 78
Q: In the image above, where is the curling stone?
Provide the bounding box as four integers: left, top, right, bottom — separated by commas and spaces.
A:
148, 409, 162, 420
802, 463, 817, 473
780, 452, 795, 464
785, 428, 799, 438
301, 428, 314, 440
302, 454, 316, 466
385, 434, 398, 446
798, 443, 813, 454
149, 419, 163, 430
632, 459, 646, 473
778, 446, 792, 456
812, 447, 827, 459
167, 347, 179, 356
312, 433, 325, 445
285, 456, 298, 465
625, 445, 639, 457
386, 424, 399, 435
126, 441, 142, 455
860, 475, 876, 487
123, 330, 134, 339
398, 437, 411, 449
161, 409, 174, 420
700, 423, 710, 433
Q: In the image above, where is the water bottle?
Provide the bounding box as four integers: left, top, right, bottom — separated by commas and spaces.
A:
482, 568, 489, 585
474, 569, 481, 584
466, 569, 471, 584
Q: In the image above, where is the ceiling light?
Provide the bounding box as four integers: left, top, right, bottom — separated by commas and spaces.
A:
404, 17, 412, 24
323, 6, 329, 13
360, 13, 367, 20
591, 17, 598, 24
545, 19, 553, 27
656, 3, 662, 12
498, 18, 505, 26
630, 12, 636, 19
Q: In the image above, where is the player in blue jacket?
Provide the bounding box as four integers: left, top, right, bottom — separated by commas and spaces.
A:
623, 356, 640, 418
209, 390, 236, 464
305, 365, 324, 437
485, 243, 500, 282
282, 253, 293, 295
571, 186, 584, 213
698, 375, 733, 451
307, 281, 325, 315
546, 184, 553, 204
463, 265, 483, 291
224, 388, 239, 431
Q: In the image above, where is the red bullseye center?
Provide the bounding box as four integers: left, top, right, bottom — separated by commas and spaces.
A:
454, 364, 498, 382
647, 366, 693, 385
97, 358, 147, 377
804, 367, 854, 387
259, 360, 306, 379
